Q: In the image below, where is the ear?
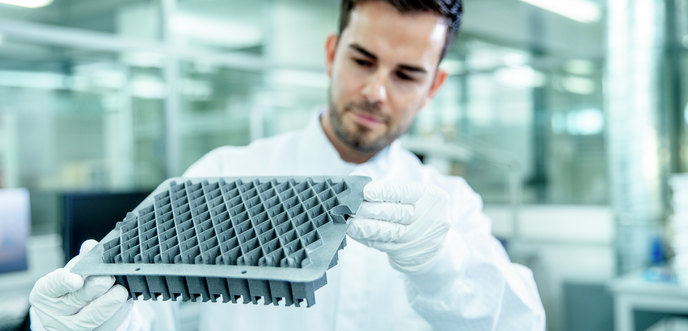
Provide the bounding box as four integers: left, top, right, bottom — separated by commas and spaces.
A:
325, 33, 339, 78
419, 68, 449, 109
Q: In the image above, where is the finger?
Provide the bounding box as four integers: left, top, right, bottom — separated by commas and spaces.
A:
356, 201, 415, 224
33, 268, 85, 299
348, 171, 369, 177
79, 239, 99, 256
64, 254, 84, 270
66, 275, 116, 308
94, 299, 134, 331
350, 237, 401, 252
363, 181, 425, 204
347, 217, 407, 242
72, 285, 129, 329
65, 239, 98, 270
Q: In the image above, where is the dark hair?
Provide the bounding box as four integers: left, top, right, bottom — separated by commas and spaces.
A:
338, 0, 463, 60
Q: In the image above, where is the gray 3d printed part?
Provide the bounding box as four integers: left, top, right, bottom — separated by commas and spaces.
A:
71, 176, 371, 307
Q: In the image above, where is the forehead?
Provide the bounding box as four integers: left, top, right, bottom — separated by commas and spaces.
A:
341, 1, 447, 67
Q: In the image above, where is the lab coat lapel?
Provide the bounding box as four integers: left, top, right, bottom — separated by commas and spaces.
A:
296, 114, 356, 176
294, 111, 403, 180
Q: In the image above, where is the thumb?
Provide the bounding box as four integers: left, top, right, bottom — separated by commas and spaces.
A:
65, 239, 99, 270
79, 239, 99, 256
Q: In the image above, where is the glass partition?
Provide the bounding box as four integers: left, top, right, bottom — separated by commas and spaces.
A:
0, 0, 162, 41
0, 0, 614, 233
0, 37, 166, 233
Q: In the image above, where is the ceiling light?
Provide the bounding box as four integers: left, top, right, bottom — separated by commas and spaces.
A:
564, 59, 595, 75
0, 71, 70, 90
0, 0, 53, 8
130, 76, 166, 99
567, 109, 604, 135
270, 69, 329, 89
562, 76, 595, 94
519, 0, 601, 23
172, 14, 262, 48
494, 66, 547, 88
503, 52, 529, 67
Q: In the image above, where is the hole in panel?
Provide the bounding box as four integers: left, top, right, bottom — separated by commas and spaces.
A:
254, 216, 272, 234
248, 204, 265, 217
275, 221, 294, 236
332, 181, 348, 194
312, 182, 328, 194
279, 189, 295, 200
297, 222, 315, 236
259, 229, 277, 245
288, 205, 305, 218
303, 197, 319, 210
291, 212, 308, 227
238, 228, 257, 244
308, 205, 326, 219
243, 188, 257, 199
283, 196, 299, 210
319, 189, 335, 201
298, 189, 315, 201
220, 236, 239, 252
280, 229, 298, 246
293, 181, 309, 193
301, 230, 321, 247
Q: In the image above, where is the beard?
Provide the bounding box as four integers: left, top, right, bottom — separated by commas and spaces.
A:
328, 94, 412, 154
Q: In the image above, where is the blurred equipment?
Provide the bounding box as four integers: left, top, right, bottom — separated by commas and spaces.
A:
669, 174, 688, 285
0, 188, 30, 274
645, 317, 688, 331
62, 191, 150, 262
609, 272, 688, 331
563, 281, 613, 331
0, 0, 53, 8
0, 188, 30, 331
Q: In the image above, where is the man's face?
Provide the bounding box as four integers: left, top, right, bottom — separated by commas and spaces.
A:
325, 1, 448, 154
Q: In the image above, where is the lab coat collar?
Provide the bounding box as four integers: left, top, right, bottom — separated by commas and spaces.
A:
297, 110, 398, 178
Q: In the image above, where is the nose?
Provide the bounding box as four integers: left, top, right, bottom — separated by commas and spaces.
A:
361, 69, 387, 103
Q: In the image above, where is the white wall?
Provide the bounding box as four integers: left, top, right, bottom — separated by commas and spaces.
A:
485, 205, 616, 331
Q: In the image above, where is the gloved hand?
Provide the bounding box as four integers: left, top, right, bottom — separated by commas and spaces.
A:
29, 240, 133, 331
347, 180, 451, 273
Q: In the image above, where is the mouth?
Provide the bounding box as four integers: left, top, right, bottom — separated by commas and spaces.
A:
351, 110, 385, 128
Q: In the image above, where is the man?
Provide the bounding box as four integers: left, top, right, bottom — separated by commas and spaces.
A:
28, 0, 545, 330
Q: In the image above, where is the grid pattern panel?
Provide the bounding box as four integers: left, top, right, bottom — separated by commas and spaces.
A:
102, 178, 349, 269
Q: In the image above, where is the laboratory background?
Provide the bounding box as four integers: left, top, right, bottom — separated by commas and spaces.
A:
0, 0, 687, 330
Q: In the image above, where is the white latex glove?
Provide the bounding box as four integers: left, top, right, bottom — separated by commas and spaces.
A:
347, 180, 451, 273
29, 239, 133, 331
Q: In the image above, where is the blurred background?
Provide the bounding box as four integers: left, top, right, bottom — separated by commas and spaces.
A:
0, 0, 687, 330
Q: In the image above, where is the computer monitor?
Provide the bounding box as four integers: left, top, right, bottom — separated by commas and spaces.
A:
0, 188, 30, 274
62, 191, 150, 261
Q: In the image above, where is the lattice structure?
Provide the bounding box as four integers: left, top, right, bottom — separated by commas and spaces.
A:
71, 176, 370, 307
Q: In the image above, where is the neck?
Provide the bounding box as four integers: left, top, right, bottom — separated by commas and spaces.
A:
320, 108, 378, 164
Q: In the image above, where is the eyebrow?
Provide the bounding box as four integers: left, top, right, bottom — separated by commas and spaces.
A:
348, 44, 428, 74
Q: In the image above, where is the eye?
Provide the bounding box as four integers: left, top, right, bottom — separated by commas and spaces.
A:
354, 58, 373, 67
396, 71, 414, 81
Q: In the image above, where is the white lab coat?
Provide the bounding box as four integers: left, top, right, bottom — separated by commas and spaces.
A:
132, 112, 545, 331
